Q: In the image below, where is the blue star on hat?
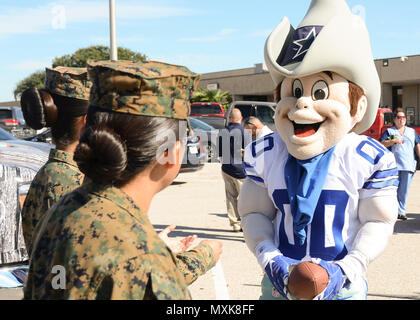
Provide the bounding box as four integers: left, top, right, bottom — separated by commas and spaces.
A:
279, 26, 323, 66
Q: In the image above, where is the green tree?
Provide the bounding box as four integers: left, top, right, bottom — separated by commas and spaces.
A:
191, 88, 231, 110
52, 45, 146, 68
13, 71, 46, 100
13, 46, 147, 99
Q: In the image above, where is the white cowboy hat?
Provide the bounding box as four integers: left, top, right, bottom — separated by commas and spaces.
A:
264, 0, 380, 134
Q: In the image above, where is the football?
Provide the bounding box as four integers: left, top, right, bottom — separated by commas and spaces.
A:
287, 262, 329, 300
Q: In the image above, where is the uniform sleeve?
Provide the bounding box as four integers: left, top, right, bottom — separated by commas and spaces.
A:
415, 131, 420, 145
243, 134, 275, 188
95, 253, 191, 300
358, 138, 398, 200
379, 129, 390, 142
174, 242, 216, 285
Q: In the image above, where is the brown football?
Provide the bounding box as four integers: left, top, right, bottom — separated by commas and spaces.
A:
287, 262, 329, 300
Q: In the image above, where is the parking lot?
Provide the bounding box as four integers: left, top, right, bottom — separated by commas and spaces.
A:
1, 163, 420, 300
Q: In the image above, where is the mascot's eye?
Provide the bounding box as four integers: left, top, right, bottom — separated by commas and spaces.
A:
292, 79, 303, 99
312, 80, 329, 101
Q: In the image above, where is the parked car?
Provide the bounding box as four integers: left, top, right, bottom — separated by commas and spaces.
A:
24, 128, 53, 144
0, 127, 52, 154
0, 144, 48, 265
0, 106, 36, 139
180, 126, 207, 173
190, 102, 226, 129
226, 101, 277, 131
189, 117, 219, 162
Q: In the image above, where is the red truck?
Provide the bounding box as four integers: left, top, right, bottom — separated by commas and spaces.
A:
362, 108, 420, 141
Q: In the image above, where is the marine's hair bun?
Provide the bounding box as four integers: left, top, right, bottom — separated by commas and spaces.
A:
20, 87, 58, 130
74, 125, 128, 185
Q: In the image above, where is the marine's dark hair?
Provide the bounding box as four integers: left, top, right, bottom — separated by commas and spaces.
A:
74, 107, 186, 187
20, 87, 89, 149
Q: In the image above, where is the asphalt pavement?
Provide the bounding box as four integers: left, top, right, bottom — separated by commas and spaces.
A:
1, 163, 419, 300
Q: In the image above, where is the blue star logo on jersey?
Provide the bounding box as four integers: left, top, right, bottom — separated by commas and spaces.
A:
279, 25, 324, 66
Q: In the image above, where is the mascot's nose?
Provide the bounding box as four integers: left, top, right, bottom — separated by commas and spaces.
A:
295, 97, 313, 110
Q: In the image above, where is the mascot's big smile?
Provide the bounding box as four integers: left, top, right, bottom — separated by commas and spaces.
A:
293, 121, 324, 138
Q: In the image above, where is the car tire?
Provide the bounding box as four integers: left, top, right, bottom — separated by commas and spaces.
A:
206, 143, 218, 163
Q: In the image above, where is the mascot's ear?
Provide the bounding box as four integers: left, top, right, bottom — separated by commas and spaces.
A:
352, 95, 368, 130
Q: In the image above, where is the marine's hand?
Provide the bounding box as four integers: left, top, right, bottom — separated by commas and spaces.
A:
313, 260, 347, 300
201, 240, 223, 262
159, 224, 197, 254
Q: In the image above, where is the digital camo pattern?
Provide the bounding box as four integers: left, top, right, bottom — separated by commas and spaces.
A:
24, 182, 198, 300
21, 149, 84, 256
175, 243, 216, 285
45, 67, 92, 100
87, 60, 200, 120
0, 149, 47, 265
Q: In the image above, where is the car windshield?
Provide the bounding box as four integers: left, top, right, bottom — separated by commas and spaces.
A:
0, 127, 16, 140
384, 112, 394, 126
189, 118, 215, 131
256, 106, 275, 124
191, 105, 223, 115
0, 109, 13, 121
14, 108, 25, 124
233, 104, 275, 125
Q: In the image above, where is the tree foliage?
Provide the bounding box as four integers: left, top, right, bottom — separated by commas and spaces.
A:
52, 45, 146, 68
13, 71, 46, 100
14, 46, 147, 99
191, 88, 232, 110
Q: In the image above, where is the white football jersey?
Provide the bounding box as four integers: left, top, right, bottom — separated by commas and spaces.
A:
244, 132, 398, 262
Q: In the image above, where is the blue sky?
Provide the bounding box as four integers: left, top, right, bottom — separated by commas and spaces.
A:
1, 0, 419, 101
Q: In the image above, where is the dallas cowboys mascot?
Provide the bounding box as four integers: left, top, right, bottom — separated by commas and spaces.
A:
239, 0, 398, 300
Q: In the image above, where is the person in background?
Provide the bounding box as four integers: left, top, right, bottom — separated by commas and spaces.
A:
244, 116, 273, 141
381, 108, 420, 221
218, 108, 246, 232
20, 67, 91, 255
24, 60, 222, 300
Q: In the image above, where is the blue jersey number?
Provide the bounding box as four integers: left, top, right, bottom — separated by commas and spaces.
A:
272, 189, 349, 261
251, 134, 274, 158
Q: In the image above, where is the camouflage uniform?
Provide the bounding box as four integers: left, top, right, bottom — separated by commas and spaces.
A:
21, 149, 84, 255
24, 182, 216, 299
25, 60, 216, 300
21, 67, 91, 255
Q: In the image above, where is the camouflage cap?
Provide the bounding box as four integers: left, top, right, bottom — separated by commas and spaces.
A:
87, 60, 200, 120
45, 67, 92, 101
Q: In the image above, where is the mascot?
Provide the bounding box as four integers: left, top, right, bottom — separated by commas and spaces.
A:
239, 0, 398, 300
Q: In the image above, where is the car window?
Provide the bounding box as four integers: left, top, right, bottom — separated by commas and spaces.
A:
14, 108, 25, 124
383, 112, 393, 126
0, 127, 16, 140
233, 105, 255, 120
0, 110, 13, 121
191, 105, 223, 115
189, 118, 214, 131
256, 106, 275, 124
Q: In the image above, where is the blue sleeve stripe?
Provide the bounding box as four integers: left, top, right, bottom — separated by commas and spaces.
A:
243, 162, 253, 169
368, 168, 398, 180
363, 178, 399, 190
247, 175, 265, 184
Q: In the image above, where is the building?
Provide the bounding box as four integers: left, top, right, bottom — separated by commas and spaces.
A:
199, 54, 420, 125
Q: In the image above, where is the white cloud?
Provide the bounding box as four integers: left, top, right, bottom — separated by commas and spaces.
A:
0, 1, 197, 37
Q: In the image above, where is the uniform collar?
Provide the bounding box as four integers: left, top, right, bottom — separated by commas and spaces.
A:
48, 149, 78, 168
86, 181, 142, 218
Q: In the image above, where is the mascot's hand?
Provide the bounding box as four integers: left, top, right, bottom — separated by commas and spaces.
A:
313, 260, 347, 300
255, 240, 298, 300
265, 254, 299, 300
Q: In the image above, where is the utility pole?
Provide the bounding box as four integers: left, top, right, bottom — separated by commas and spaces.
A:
109, 0, 118, 61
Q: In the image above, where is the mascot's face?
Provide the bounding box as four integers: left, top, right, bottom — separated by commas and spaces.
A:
275, 71, 367, 160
